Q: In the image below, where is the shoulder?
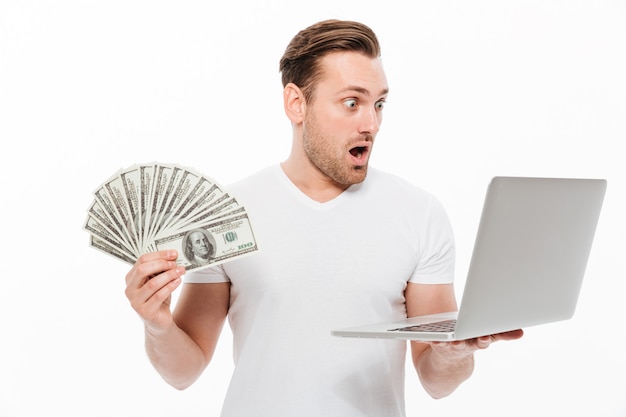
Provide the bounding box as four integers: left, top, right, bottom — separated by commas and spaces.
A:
227, 165, 279, 193
220, 165, 282, 205
361, 168, 451, 226
365, 167, 440, 205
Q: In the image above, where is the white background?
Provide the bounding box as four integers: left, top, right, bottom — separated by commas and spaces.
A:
1, 1, 625, 416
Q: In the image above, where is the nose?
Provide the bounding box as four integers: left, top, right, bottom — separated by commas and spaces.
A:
358, 106, 382, 136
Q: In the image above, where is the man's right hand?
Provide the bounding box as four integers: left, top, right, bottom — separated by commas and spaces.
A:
124, 250, 186, 334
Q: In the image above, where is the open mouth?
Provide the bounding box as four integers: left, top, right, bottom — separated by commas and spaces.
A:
350, 146, 367, 158
348, 144, 370, 166
349, 146, 367, 158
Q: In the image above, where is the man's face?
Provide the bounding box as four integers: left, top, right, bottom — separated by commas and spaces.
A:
302, 51, 388, 186
190, 232, 210, 259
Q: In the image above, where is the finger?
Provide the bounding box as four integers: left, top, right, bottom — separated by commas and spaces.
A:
143, 266, 185, 296
133, 264, 185, 299
492, 329, 524, 342
142, 269, 183, 306
429, 339, 481, 360
475, 336, 493, 349
137, 249, 179, 264
127, 266, 184, 315
125, 263, 185, 312
125, 254, 180, 287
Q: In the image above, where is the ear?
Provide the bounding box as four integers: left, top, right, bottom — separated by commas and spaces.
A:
283, 82, 306, 124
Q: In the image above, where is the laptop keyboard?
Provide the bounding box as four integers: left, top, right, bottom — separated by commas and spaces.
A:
388, 319, 457, 333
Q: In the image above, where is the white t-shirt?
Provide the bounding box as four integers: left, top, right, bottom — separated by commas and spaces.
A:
185, 165, 455, 417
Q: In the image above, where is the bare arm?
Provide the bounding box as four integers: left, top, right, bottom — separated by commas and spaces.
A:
125, 250, 230, 390
405, 282, 472, 398
406, 282, 523, 399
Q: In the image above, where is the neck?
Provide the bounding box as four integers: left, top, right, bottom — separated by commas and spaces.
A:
280, 156, 348, 203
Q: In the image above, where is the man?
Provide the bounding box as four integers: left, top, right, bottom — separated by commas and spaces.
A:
124, 19, 523, 416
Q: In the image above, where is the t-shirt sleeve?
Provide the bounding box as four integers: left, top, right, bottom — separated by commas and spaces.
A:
183, 264, 230, 283
409, 195, 456, 285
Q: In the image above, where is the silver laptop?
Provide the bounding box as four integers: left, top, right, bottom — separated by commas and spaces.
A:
332, 176, 607, 341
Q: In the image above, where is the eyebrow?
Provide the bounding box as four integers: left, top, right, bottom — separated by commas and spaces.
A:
340, 85, 389, 98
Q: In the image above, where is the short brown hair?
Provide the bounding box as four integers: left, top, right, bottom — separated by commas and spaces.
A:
279, 19, 381, 103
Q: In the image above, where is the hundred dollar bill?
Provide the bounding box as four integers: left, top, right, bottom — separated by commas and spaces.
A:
119, 165, 141, 246
145, 163, 175, 244
152, 196, 242, 245
84, 213, 137, 260
89, 235, 136, 265
146, 164, 184, 247
139, 163, 157, 247
92, 185, 139, 256
165, 175, 225, 231
85, 199, 135, 255
151, 167, 194, 240
167, 193, 237, 233
103, 168, 140, 253
153, 212, 258, 271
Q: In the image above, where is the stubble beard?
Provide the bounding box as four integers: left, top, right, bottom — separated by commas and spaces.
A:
302, 113, 369, 187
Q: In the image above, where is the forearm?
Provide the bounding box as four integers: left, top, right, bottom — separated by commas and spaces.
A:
415, 346, 474, 399
145, 323, 209, 390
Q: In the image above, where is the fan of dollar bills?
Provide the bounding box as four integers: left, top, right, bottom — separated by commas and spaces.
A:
83, 162, 258, 272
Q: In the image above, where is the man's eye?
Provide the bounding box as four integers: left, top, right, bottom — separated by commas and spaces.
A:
343, 99, 358, 109
375, 100, 386, 110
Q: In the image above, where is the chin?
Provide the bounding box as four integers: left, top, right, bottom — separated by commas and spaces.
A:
344, 167, 368, 185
